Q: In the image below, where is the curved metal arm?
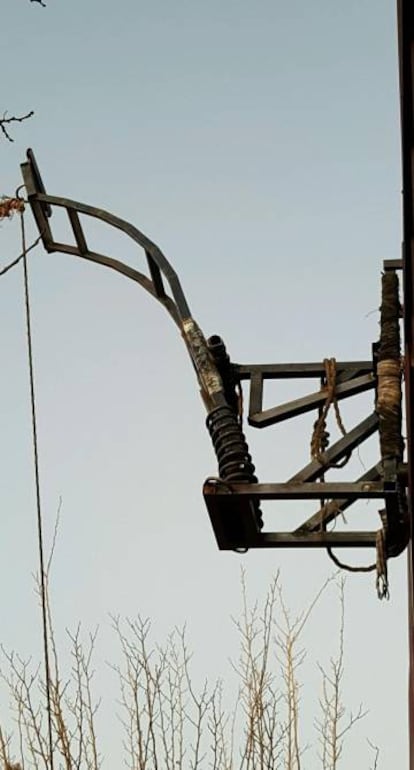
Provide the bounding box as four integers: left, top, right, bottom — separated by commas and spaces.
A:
20, 148, 263, 542
20, 149, 227, 411
21, 149, 190, 328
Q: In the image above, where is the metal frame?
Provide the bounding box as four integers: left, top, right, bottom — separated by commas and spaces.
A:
204, 355, 406, 551
15, 0, 414, 763
20, 149, 409, 560
21, 150, 190, 328
237, 361, 374, 427
21, 151, 236, 419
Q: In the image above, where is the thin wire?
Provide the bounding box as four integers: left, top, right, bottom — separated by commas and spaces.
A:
20, 212, 55, 770
0, 232, 43, 277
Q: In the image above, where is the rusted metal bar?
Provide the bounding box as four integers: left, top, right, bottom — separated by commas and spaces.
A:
288, 413, 379, 483
203, 479, 379, 551
67, 208, 88, 256
294, 465, 382, 534
145, 250, 166, 299
203, 480, 393, 500
235, 361, 373, 380
384, 259, 403, 271
257, 532, 377, 548
248, 372, 374, 427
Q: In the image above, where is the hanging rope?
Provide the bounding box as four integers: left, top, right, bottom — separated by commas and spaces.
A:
311, 358, 389, 598
311, 358, 347, 463
325, 526, 389, 600
20, 209, 55, 770
322, 502, 389, 599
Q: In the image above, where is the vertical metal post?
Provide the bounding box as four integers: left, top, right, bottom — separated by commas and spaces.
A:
397, 1, 414, 765
409, 553, 414, 770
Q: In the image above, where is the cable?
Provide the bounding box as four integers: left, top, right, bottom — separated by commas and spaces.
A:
0, 233, 43, 277
20, 211, 55, 770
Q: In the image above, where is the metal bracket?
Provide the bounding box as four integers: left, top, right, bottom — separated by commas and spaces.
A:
20, 149, 410, 560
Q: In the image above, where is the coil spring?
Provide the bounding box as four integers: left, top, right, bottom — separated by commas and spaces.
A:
206, 404, 263, 530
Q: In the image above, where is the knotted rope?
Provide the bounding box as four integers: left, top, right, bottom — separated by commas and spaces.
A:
311, 358, 347, 463
0, 195, 25, 220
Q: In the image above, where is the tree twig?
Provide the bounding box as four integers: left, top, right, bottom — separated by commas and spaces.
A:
0, 111, 34, 142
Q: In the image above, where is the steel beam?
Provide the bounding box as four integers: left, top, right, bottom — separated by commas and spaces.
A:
295, 466, 382, 534
235, 361, 373, 380
397, 0, 414, 765
248, 373, 374, 427
288, 413, 379, 483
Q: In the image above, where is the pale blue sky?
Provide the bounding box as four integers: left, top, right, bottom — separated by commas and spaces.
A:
0, 1, 408, 767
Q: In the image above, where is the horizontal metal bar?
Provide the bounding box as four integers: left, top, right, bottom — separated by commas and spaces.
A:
235, 361, 373, 380
288, 413, 379, 483
295, 465, 382, 533
336, 368, 364, 383
204, 482, 379, 550
383, 259, 403, 271
203, 480, 390, 500
248, 373, 375, 427
248, 531, 377, 549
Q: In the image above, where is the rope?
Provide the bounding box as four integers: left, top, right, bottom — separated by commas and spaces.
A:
311, 357, 389, 597
325, 521, 389, 600
0, 195, 43, 277
20, 211, 55, 769
311, 358, 347, 463
0, 196, 25, 220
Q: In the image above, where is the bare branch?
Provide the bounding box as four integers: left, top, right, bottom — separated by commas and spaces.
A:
0, 112, 34, 142
0, 569, 378, 769
367, 738, 380, 770
315, 577, 367, 770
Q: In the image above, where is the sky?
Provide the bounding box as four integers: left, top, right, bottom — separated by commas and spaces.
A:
0, 0, 409, 767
